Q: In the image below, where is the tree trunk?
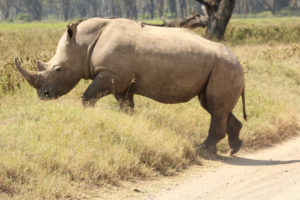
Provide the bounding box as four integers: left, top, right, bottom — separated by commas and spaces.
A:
150, 0, 155, 19
194, 0, 235, 40
156, 0, 164, 17
179, 0, 187, 17
2, 0, 10, 19
168, 0, 178, 17
243, 0, 247, 17
87, 0, 98, 17
62, 0, 70, 21
290, 0, 298, 6
110, 0, 122, 17
124, 0, 138, 19
24, 0, 43, 20
141, 0, 145, 18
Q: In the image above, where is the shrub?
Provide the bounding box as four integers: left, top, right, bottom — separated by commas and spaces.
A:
17, 13, 34, 22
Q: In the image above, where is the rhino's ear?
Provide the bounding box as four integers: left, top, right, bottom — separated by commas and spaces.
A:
67, 20, 84, 40
67, 27, 73, 39
67, 23, 78, 40
67, 23, 75, 40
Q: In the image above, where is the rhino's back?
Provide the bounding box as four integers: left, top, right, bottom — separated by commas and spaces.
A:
92, 18, 236, 103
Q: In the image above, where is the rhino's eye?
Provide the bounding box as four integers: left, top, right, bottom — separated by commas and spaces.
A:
55, 66, 61, 72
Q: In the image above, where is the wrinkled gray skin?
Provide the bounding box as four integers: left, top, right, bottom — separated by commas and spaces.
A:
15, 18, 247, 154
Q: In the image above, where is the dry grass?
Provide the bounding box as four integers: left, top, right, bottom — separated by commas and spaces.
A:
0, 19, 300, 199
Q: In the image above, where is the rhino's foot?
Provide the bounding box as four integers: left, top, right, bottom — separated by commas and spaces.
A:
119, 106, 134, 114
201, 141, 217, 154
82, 95, 98, 107
82, 100, 96, 107
230, 139, 243, 155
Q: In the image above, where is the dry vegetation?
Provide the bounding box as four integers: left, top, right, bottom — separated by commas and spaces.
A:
0, 19, 300, 199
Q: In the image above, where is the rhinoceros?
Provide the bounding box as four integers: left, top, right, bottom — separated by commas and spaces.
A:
15, 18, 247, 154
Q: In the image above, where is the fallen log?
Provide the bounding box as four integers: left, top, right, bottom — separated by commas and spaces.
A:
142, 12, 208, 29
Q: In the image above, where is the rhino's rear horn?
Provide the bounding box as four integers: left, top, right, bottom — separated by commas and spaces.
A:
14, 58, 39, 89
36, 60, 46, 72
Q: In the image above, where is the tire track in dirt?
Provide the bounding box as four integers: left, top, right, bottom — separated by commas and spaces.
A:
144, 134, 300, 200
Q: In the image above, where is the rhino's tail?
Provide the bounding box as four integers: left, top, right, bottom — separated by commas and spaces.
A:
242, 86, 247, 121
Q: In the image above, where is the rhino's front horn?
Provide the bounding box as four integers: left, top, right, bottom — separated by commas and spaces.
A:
14, 58, 39, 89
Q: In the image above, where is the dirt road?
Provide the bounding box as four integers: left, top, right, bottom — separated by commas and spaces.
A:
142, 135, 300, 200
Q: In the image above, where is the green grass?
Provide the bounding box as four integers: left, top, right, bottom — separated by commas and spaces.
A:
230, 17, 300, 25
0, 18, 300, 199
0, 22, 67, 30
141, 19, 164, 25
233, 7, 300, 18
194, 17, 300, 44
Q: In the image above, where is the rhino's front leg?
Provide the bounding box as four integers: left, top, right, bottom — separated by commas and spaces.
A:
82, 73, 113, 107
114, 90, 134, 112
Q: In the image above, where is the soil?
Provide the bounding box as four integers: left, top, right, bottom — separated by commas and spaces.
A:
100, 134, 300, 200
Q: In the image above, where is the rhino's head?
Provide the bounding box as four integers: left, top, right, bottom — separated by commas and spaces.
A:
15, 22, 84, 100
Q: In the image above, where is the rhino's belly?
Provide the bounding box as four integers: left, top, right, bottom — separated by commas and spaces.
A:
134, 75, 208, 104
136, 90, 197, 104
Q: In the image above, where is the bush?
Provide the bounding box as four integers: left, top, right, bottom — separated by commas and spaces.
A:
17, 13, 34, 22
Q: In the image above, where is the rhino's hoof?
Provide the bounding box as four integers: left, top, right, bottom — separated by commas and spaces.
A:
230, 140, 243, 155
201, 142, 217, 154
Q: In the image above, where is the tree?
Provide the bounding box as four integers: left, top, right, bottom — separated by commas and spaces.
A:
194, 0, 235, 40
24, 0, 43, 20
123, 0, 138, 19
150, 0, 155, 18
290, 0, 298, 6
168, 0, 178, 17
0, 0, 11, 19
61, 0, 70, 21
87, 0, 98, 17
156, 0, 164, 17
179, 0, 187, 17
274, 0, 290, 10
110, 0, 122, 17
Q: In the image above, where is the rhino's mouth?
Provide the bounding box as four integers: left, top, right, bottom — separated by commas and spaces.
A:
38, 89, 58, 100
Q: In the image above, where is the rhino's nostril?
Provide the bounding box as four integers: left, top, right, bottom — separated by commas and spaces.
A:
44, 90, 49, 98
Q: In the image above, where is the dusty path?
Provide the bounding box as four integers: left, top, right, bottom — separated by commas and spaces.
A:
142, 135, 300, 200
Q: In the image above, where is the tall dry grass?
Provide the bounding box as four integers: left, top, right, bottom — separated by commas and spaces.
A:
0, 19, 300, 199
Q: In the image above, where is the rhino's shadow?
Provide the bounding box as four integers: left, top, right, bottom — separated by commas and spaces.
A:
200, 153, 300, 166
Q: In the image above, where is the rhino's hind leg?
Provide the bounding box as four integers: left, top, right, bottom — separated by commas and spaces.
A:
82, 73, 113, 107
203, 114, 228, 154
227, 112, 243, 154
114, 90, 134, 112
198, 93, 227, 154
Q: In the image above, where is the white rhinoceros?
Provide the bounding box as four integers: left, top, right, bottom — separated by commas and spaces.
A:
15, 18, 247, 154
